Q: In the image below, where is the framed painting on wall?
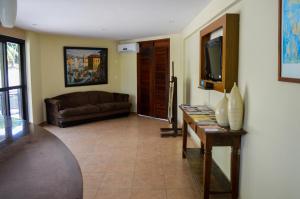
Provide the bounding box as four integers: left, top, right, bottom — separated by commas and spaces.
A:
63, 47, 108, 87
278, 0, 300, 83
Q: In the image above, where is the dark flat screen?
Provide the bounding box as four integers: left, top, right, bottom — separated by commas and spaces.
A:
205, 36, 222, 81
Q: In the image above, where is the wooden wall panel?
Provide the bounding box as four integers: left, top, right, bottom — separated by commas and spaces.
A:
0, 27, 26, 40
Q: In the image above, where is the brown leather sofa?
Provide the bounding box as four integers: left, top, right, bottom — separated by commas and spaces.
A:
45, 91, 131, 127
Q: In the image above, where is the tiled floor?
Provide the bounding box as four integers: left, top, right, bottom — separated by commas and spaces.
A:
44, 114, 200, 199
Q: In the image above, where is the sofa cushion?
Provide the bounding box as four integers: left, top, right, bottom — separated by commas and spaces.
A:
87, 91, 114, 104
97, 102, 131, 112
114, 102, 131, 110
98, 92, 114, 103
56, 92, 90, 108
87, 91, 101, 104
97, 103, 117, 112
113, 93, 129, 102
58, 105, 99, 117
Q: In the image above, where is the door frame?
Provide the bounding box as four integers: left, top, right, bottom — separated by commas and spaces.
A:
0, 34, 28, 120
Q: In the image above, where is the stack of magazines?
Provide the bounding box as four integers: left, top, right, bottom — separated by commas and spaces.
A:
190, 115, 217, 126
181, 104, 219, 126
180, 104, 214, 115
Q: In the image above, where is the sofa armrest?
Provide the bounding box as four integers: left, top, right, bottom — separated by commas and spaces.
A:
45, 98, 63, 112
113, 93, 129, 102
44, 98, 64, 125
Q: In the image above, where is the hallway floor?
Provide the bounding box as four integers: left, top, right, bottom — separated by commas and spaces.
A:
44, 114, 227, 199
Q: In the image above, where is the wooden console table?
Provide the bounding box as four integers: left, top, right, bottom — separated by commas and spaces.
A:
180, 105, 247, 199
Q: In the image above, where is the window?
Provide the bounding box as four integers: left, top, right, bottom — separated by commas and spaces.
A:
0, 35, 27, 120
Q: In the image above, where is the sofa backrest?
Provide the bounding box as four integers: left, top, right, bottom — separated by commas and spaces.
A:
87, 91, 114, 104
54, 92, 90, 108
53, 91, 115, 108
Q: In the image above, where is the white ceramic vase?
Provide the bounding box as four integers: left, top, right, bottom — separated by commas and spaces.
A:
228, 83, 244, 130
215, 90, 229, 127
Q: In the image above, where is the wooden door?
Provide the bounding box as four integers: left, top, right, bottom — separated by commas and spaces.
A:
137, 41, 154, 116
153, 40, 170, 118
137, 39, 170, 119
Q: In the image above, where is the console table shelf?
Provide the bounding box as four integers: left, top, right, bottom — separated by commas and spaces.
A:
184, 148, 231, 198
180, 105, 247, 199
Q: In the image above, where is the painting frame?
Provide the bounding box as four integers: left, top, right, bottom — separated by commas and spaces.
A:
63, 46, 108, 87
278, 0, 300, 83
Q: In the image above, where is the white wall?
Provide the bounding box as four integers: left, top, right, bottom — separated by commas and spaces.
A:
183, 0, 300, 198
25, 31, 43, 124
120, 52, 137, 112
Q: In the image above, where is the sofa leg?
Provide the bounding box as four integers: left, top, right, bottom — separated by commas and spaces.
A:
58, 123, 65, 128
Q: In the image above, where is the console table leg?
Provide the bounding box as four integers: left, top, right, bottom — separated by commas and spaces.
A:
203, 145, 212, 199
200, 142, 205, 155
231, 146, 240, 199
182, 120, 187, 159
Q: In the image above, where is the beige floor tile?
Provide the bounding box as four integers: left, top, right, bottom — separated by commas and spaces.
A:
134, 161, 164, 176
105, 159, 136, 173
136, 150, 163, 161
74, 152, 90, 165
95, 188, 131, 199
83, 188, 97, 199
162, 159, 190, 175
131, 189, 167, 199
100, 172, 134, 189
165, 172, 194, 189
81, 155, 108, 173
83, 173, 104, 190
111, 146, 137, 158
132, 172, 165, 189
166, 188, 198, 199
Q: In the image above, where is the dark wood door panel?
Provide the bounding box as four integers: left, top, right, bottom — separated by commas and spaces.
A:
137, 41, 154, 116
153, 40, 169, 119
137, 39, 170, 119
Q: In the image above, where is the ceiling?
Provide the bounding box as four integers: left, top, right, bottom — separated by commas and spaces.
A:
16, 0, 211, 40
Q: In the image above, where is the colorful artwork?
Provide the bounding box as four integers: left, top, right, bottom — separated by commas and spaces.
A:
279, 0, 300, 82
64, 47, 108, 87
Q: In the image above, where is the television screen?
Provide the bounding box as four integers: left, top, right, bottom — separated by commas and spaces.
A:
205, 36, 222, 81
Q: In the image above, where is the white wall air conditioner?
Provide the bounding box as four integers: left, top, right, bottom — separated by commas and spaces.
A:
118, 43, 139, 53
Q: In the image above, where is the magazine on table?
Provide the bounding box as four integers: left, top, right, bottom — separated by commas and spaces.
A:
180, 104, 214, 115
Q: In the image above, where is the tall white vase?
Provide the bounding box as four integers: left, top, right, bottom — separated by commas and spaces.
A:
215, 90, 229, 127
228, 83, 244, 130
